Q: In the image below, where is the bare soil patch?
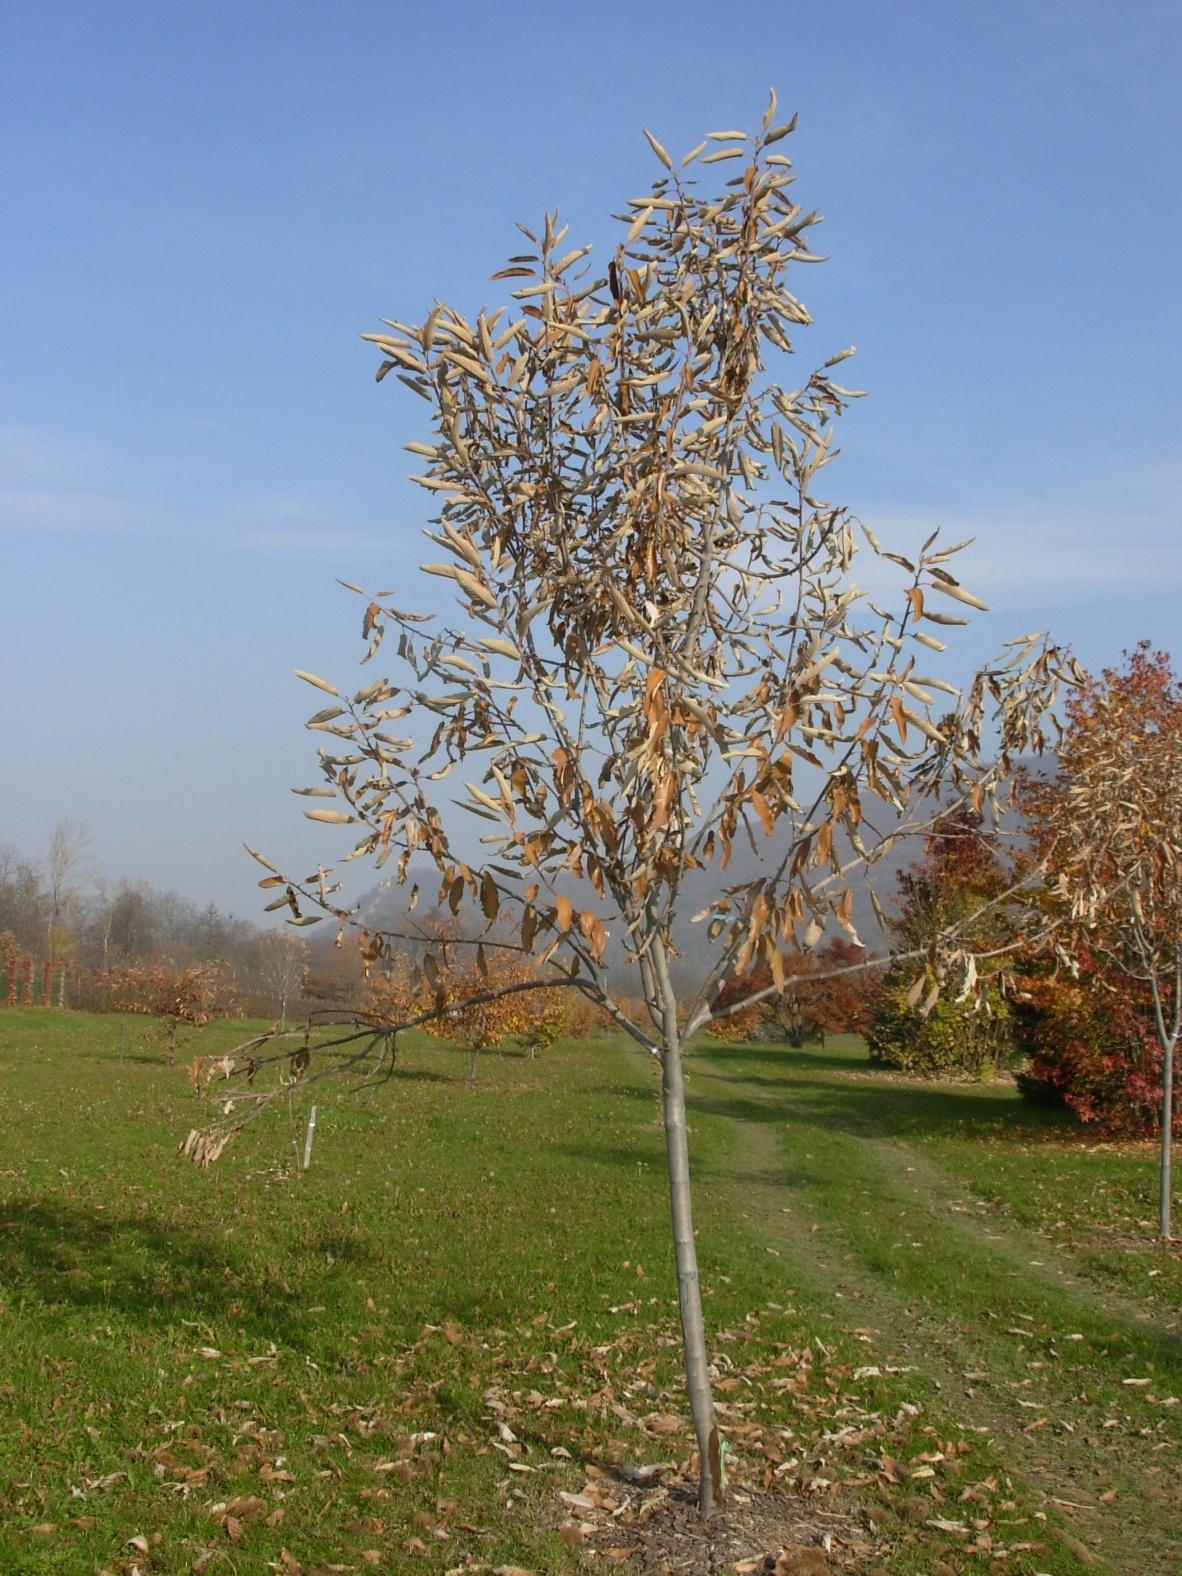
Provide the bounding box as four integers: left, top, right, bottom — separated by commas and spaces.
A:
555, 1466, 880, 1574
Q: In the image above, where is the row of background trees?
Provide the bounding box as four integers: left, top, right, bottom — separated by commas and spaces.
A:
0, 822, 257, 970
0, 822, 312, 1019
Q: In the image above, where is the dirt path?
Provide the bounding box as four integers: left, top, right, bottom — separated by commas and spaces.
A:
688, 1055, 1182, 1575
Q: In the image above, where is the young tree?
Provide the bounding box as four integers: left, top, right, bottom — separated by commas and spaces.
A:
1021, 645, 1182, 1237
45, 818, 91, 957
518, 990, 575, 1058
421, 952, 537, 1081
867, 808, 1018, 1077
255, 929, 309, 1027
104, 958, 226, 1061
185, 101, 1063, 1512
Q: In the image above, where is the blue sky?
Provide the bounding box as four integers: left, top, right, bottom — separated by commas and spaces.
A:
2, 0, 1179, 917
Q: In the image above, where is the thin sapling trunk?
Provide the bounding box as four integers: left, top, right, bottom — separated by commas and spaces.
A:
1147, 942, 1180, 1238
659, 1039, 722, 1513
653, 939, 722, 1513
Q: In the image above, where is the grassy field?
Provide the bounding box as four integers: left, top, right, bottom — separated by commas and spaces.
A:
0, 1011, 1178, 1574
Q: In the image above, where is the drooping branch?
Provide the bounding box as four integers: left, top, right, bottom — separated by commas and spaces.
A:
182, 970, 646, 1165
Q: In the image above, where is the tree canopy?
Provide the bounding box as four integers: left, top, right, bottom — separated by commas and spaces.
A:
1021, 645, 1182, 1235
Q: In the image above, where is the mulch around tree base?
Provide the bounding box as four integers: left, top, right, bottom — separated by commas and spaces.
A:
558, 1469, 881, 1573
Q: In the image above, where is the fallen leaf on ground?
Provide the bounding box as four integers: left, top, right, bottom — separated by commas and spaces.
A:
774, 1548, 829, 1575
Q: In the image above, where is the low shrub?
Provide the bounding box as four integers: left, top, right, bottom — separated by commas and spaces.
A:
866, 976, 1015, 1078
1013, 948, 1176, 1137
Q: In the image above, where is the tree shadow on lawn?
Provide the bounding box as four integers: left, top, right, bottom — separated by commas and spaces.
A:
579, 1075, 1064, 1165
0, 1197, 310, 1344
588, 1083, 660, 1104
690, 1069, 1072, 1143
381, 1065, 451, 1083
591, 1045, 1075, 1145
694, 1044, 864, 1075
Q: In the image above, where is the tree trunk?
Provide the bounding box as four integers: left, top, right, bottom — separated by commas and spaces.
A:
659, 1041, 723, 1513
1161, 1033, 1174, 1240
649, 925, 723, 1516
1147, 963, 1176, 1240
649, 970, 721, 1525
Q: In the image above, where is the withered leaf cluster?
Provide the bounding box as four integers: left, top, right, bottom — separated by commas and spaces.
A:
276, 103, 1061, 1032
198, 99, 1069, 1153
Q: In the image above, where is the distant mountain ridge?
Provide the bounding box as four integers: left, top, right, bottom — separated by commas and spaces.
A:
351, 760, 1045, 992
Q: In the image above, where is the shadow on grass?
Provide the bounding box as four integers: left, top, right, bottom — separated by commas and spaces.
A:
585, 1066, 1071, 1155
0, 1197, 307, 1344
690, 1079, 1076, 1142
693, 1044, 866, 1075
691, 1053, 1076, 1143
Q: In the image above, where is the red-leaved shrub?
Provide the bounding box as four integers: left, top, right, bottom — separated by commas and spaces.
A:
1015, 946, 1177, 1137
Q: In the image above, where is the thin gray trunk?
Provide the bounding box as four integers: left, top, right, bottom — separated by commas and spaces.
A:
1146, 958, 1176, 1239
1162, 1036, 1174, 1239
652, 938, 722, 1514
1169, 944, 1182, 1240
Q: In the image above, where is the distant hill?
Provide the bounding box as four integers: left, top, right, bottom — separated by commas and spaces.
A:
352, 821, 913, 994
351, 761, 1047, 993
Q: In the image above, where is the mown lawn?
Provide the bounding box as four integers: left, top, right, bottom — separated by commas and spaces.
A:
688, 1039, 1181, 1573
0, 1011, 1177, 1574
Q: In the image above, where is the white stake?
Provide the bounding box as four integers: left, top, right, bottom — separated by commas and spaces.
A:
302, 1104, 318, 1172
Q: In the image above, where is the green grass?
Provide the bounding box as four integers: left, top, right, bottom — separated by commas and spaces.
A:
0, 1012, 1177, 1574
688, 1039, 1182, 1572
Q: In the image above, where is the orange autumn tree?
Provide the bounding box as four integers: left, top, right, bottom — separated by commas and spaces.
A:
421, 952, 537, 1082
362, 946, 570, 1078
182, 102, 1067, 1512
104, 959, 226, 1061
1021, 645, 1182, 1238
712, 936, 882, 1046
